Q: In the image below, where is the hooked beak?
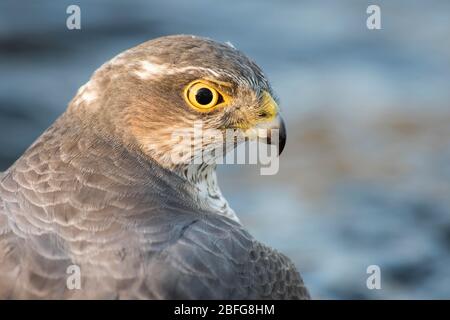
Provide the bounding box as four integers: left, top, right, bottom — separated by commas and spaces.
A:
268, 114, 287, 155
252, 114, 287, 156
245, 91, 287, 156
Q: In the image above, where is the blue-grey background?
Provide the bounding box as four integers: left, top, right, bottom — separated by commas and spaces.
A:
1, 0, 449, 299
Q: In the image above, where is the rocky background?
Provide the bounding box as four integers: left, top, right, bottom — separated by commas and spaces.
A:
1, 0, 449, 298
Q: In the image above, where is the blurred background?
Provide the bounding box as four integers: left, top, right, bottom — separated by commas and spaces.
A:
1, 0, 449, 299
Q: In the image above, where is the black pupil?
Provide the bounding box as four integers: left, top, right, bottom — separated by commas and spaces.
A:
195, 88, 213, 105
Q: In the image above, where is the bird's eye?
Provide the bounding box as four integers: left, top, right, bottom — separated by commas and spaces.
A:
184, 80, 227, 111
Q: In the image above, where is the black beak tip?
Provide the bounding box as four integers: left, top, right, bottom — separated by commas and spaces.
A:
263, 116, 287, 156
278, 117, 287, 156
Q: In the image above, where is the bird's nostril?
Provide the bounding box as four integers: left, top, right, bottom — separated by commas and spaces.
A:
259, 111, 269, 118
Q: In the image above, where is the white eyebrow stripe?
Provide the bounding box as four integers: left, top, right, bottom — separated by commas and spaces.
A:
134, 61, 170, 79
133, 61, 221, 80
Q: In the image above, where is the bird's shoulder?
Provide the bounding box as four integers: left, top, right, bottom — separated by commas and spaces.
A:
140, 213, 310, 299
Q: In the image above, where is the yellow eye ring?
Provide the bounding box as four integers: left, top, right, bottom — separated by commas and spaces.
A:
184, 80, 229, 111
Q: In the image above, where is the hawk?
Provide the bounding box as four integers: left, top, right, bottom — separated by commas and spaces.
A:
0, 35, 310, 299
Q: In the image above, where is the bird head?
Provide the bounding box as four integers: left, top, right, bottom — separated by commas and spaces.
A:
68, 35, 286, 173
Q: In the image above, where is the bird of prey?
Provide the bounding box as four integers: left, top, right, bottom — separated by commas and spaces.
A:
0, 35, 310, 299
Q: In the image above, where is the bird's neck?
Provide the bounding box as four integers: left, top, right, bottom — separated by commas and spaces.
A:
174, 164, 240, 223
58, 112, 240, 223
